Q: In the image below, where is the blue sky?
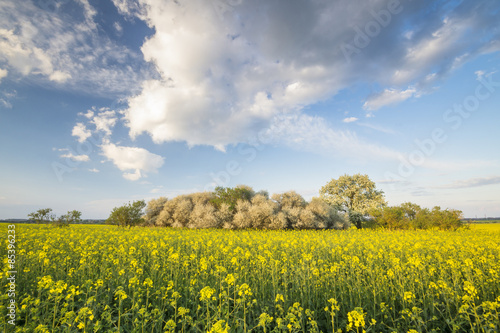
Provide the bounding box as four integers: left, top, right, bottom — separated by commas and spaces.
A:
1, 0, 499, 219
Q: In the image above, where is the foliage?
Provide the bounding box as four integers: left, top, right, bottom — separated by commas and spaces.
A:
5, 224, 500, 332
27, 208, 54, 224
320, 174, 386, 228
52, 210, 82, 228
370, 202, 464, 230
210, 185, 254, 212
106, 200, 146, 227
144, 197, 168, 226
150, 187, 349, 230
28, 208, 82, 227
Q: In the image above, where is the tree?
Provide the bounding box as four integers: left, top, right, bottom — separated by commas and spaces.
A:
107, 200, 146, 227
53, 210, 82, 227
145, 197, 168, 226
320, 174, 386, 228
28, 208, 55, 224
210, 185, 255, 212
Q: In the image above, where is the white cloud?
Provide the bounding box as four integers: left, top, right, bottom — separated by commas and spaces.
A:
89, 168, 100, 173
110, 0, 145, 19
123, 0, 352, 148
49, 70, 71, 83
114, 22, 123, 34
0, 68, 7, 82
262, 114, 401, 161
0, 98, 12, 108
364, 87, 416, 111
0, 0, 149, 95
119, 0, 499, 149
390, 16, 475, 86
81, 110, 94, 119
343, 117, 358, 123
60, 152, 90, 162
100, 142, 164, 181
72, 122, 92, 143
91, 109, 117, 136
150, 187, 163, 194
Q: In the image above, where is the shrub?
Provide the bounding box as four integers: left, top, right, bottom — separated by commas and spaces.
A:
107, 200, 146, 227
189, 204, 220, 229
146, 186, 358, 230
370, 203, 464, 230
145, 197, 168, 226
306, 198, 348, 229
272, 191, 306, 209
210, 185, 254, 212
248, 194, 279, 229
232, 199, 253, 229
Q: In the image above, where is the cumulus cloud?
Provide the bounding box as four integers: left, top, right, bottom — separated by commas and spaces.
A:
100, 142, 164, 181
91, 109, 117, 136
72, 122, 92, 143
117, 0, 500, 150
68, 107, 166, 180
60, 152, 90, 162
438, 176, 500, 189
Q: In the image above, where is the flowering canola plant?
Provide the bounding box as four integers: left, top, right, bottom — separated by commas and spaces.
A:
1, 224, 499, 332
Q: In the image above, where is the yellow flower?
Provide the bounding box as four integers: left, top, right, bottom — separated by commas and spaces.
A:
199, 286, 216, 302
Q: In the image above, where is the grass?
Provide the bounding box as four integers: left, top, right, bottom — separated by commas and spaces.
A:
1, 224, 499, 332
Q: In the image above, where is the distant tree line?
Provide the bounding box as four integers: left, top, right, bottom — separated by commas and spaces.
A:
27, 208, 82, 227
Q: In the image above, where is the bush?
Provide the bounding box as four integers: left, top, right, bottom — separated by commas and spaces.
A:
107, 200, 146, 227
370, 203, 464, 230
272, 191, 306, 209
145, 197, 168, 226
306, 198, 348, 229
145, 186, 360, 230
189, 203, 220, 229
210, 185, 254, 212
248, 194, 278, 229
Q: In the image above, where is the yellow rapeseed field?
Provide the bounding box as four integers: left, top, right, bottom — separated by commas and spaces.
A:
1, 224, 499, 332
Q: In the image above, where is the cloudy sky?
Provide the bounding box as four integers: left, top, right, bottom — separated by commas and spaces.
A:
1, 0, 499, 219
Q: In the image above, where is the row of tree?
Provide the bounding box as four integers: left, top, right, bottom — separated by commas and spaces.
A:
27, 208, 82, 227
369, 203, 463, 230
27, 174, 464, 230
137, 186, 349, 230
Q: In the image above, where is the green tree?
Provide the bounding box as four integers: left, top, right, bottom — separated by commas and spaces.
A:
28, 208, 55, 224
320, 174, 386, 228
64, 210, 82, 225
210, 185, 254, 212
107, 200, 146, 227
52, 210, 82, 227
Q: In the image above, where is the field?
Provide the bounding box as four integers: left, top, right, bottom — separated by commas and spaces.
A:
1, 224, 500, 332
